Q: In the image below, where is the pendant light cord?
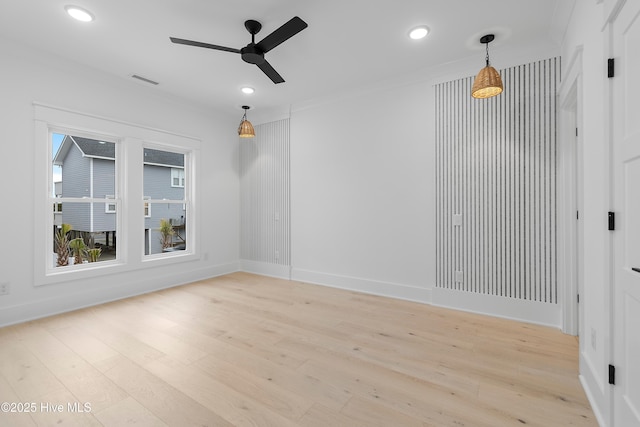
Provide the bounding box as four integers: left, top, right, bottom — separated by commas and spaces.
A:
485, 42, 490, 67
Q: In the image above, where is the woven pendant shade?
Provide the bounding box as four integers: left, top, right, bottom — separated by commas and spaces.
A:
238, 119, 255, 138
471, 34, 503, 99
471, 65, 503, 99
238, 105, 255, 138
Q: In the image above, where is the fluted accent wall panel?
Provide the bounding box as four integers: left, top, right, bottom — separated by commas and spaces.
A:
435, 57, 560, 303
240, 118, 290, 266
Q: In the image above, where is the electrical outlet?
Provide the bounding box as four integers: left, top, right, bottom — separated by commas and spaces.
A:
0, 282, 9, 296
591, 328, 597, 351
455, 271, 463, 283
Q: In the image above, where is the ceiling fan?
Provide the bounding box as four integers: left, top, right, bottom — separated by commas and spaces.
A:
170, 16, 308, 84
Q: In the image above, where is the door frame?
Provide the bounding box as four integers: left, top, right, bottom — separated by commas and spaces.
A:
559, 47, 584, 336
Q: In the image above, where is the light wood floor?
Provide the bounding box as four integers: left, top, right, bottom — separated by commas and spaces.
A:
0, 272, 596, 426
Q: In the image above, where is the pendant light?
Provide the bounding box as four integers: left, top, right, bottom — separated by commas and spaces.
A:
471, 34, 503, 99
238, 105, 255, 138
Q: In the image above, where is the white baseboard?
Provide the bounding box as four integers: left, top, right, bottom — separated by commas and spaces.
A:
0, 262, 239, 328
579, 374, 607, 427
431, 286, 562, 328
240, 260, 291, 280
579, 350, 609, 427
290, 268, 432, 303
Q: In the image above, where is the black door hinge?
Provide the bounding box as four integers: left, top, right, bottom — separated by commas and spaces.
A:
609, 364, 616, 385
608, 212, 615, 231
577, 294, 580, 303
608, 58, 615, 78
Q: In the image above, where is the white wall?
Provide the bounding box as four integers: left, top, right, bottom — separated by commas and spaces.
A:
0, 36, 240, 326
560, 1, 612, 425
290, 82, 435, 302
285, 39, 560, 311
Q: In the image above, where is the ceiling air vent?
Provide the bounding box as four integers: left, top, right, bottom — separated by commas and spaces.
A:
131, 74, 159, 85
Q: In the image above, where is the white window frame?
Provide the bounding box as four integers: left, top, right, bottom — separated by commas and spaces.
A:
42, 129, 121, 280
34, 103, 201, 287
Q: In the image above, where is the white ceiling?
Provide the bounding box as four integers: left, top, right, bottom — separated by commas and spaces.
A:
0, 0, 573, 114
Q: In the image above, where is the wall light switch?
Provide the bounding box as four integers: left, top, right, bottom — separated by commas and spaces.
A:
453, 214, 463, 226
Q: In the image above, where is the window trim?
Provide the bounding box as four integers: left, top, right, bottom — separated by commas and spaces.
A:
34, 103, 201, 287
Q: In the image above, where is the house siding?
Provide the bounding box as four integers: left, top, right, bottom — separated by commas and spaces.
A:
143, 164, 186, 254
61, 142, 91, 231
92, 158, 116, 232
59, 140, 185, 254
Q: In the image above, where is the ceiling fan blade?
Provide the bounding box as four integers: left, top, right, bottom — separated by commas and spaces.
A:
170, 37, 241, 54
257, 60, 285, 84
255, 16, 308, 53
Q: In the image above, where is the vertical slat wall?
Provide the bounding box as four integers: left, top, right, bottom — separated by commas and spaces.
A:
435, 58, 559, 303
240, 118, 290, 266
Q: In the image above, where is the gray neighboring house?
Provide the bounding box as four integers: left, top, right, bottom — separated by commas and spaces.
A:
53, 136, 186, 256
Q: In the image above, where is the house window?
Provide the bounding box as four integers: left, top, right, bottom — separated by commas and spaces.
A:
144, 197, 151, 218
49, 133, 118, 269
171, 168, 185, 188
144, 148, 190, 256
105, 195, 116, 213
35, 104, 200, 286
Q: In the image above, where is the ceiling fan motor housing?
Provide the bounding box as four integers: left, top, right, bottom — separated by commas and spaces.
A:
241, 45, 265, 65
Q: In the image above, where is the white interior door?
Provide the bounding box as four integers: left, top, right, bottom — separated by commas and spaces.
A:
611, 1, 640, 425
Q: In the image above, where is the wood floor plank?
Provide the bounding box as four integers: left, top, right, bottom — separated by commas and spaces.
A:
101, 355, 233, 427
0, 374, 37, 427
298, 403, 368, 427
27, 389, 102, 427
340, 396, 426, 427
48, 325, 120, 365
144, 355, 301, 427
0, 272, 597, 426
8, 322, 129, 414
93, 396, 168, 427
0, 329, 66, 402
193, 354, 313, 420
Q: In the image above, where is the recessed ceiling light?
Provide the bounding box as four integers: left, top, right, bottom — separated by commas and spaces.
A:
409, 26, 429, 40
65, 5, 94, 22
241, 87, 255, 94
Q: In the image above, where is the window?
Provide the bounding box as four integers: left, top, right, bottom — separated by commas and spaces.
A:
50, 133, 118, 268
144, 148, 189, 256
171, 168, 185, 188
35, 103, 200, 286
144, 197, 151, 218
